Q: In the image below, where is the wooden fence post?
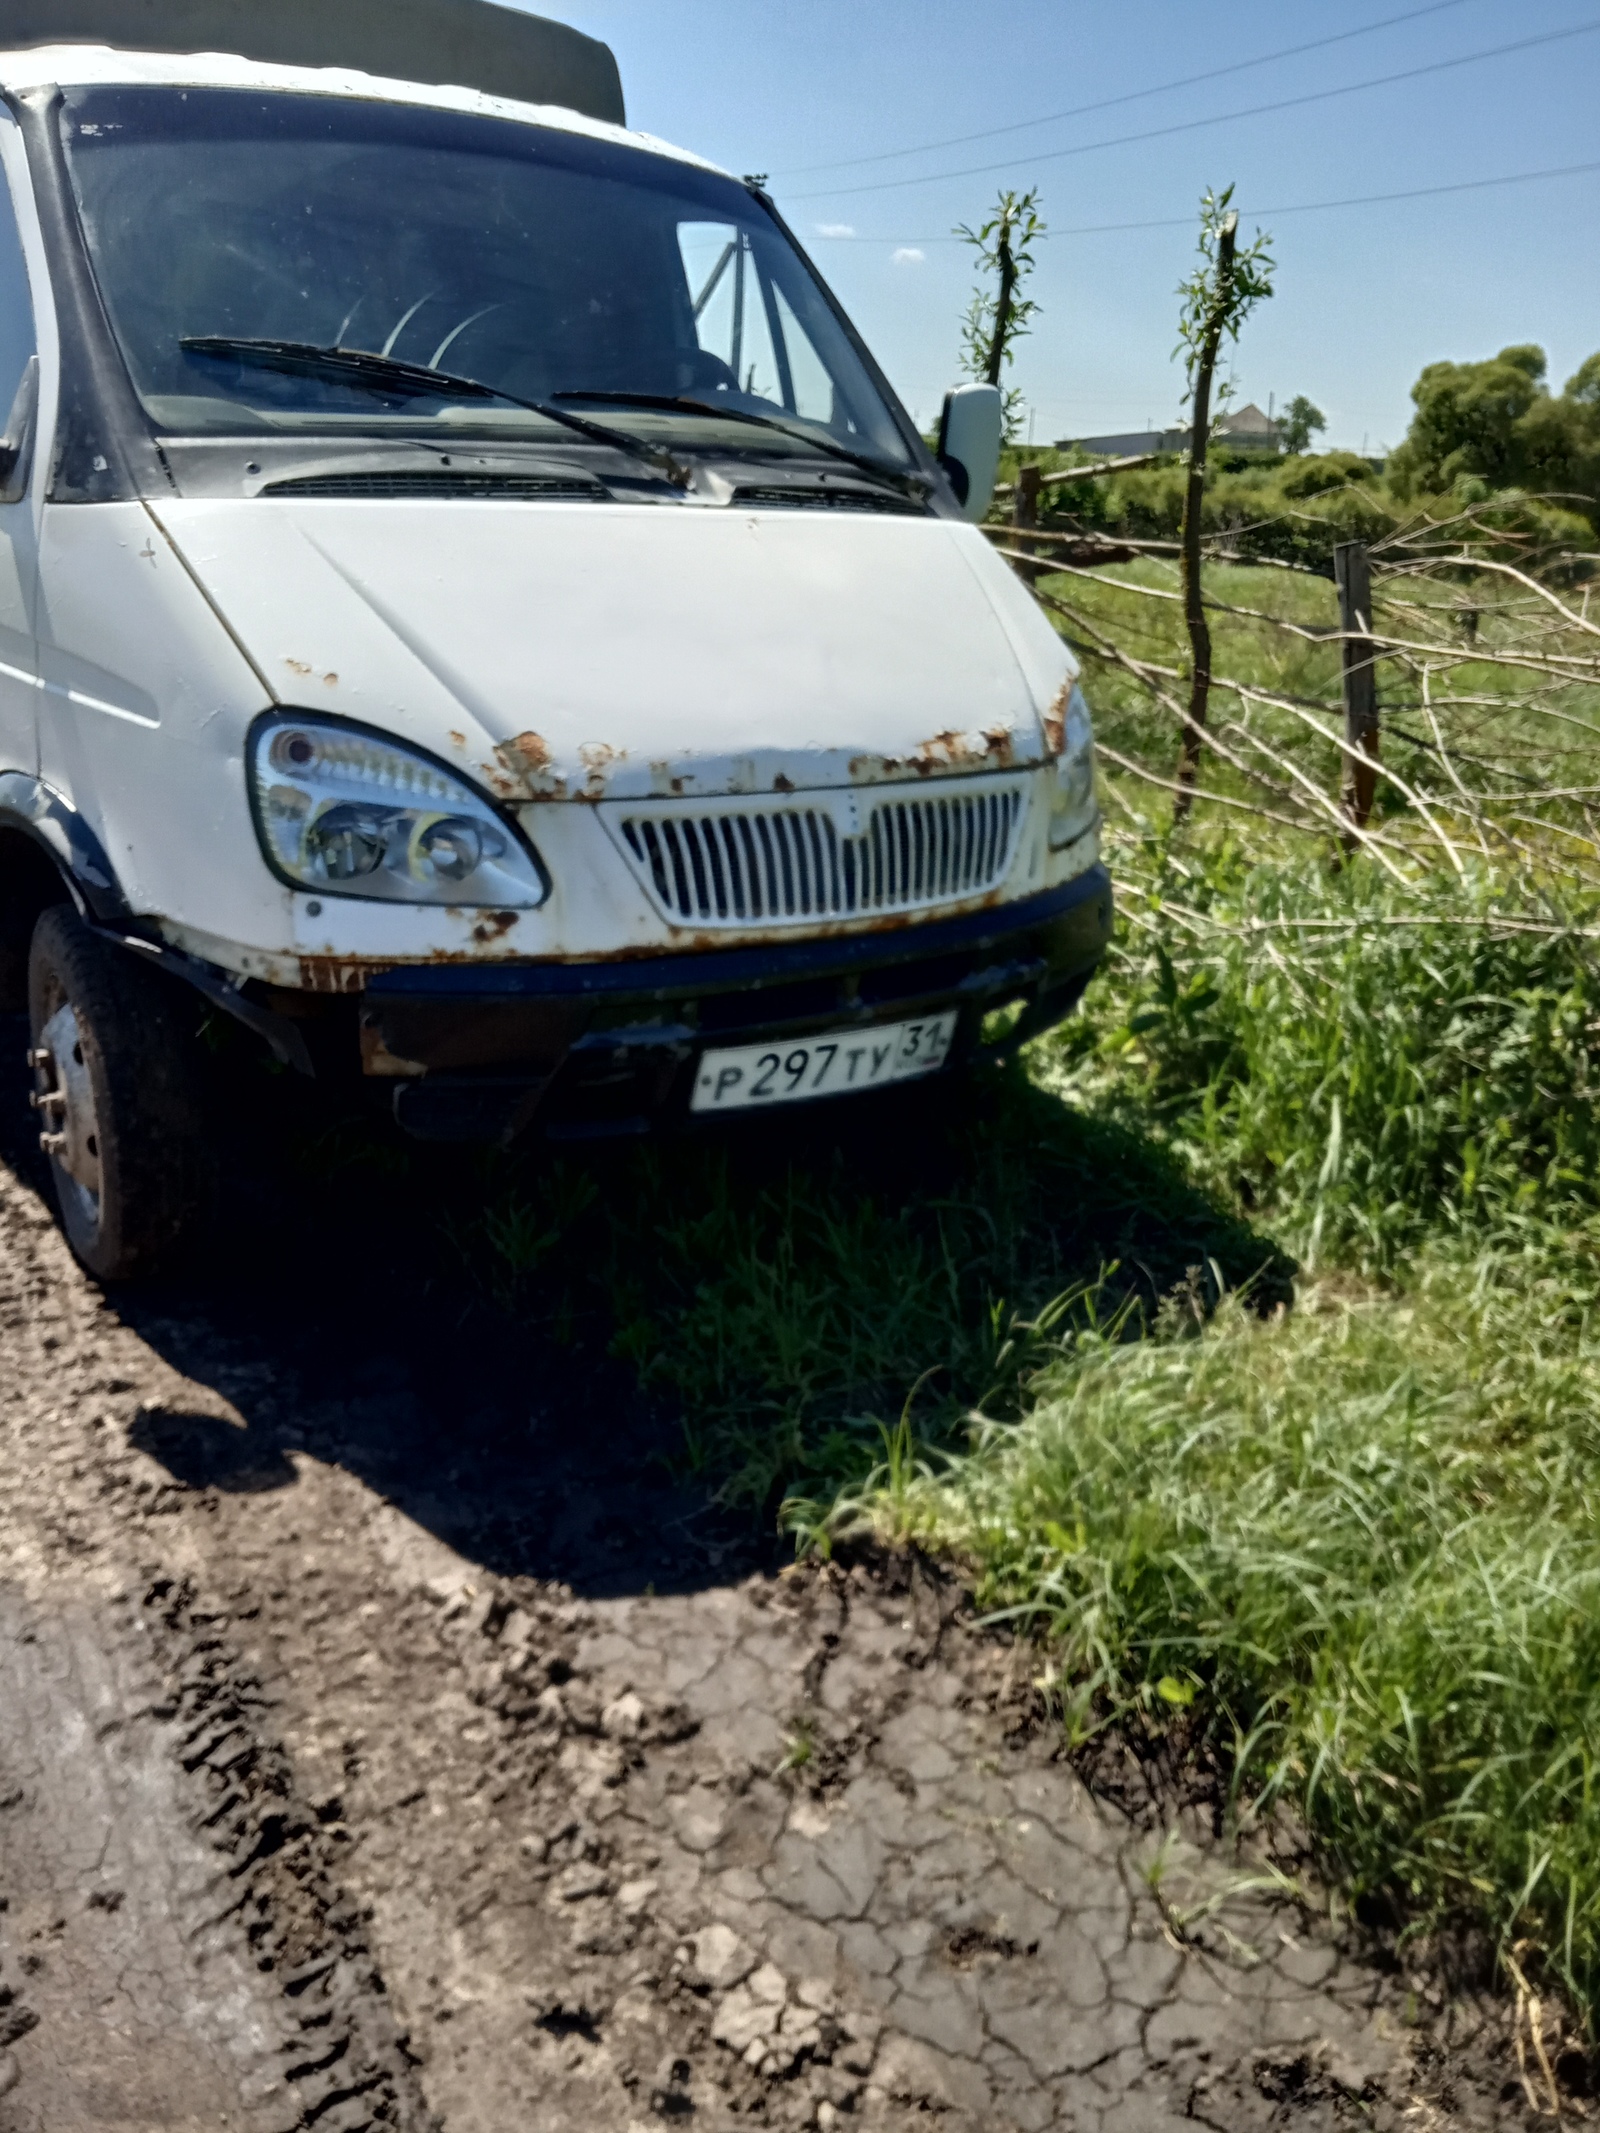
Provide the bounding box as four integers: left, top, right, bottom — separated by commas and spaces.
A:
1334, 539, 1379, 837
1013, 462, 1043, 582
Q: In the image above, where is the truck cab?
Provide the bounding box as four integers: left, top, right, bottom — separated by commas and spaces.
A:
0, 0, 1110, 1277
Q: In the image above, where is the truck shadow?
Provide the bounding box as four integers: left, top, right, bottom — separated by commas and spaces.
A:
0, 1014, 1293, 1599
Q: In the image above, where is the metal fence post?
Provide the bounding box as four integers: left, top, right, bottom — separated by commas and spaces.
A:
1333, 539, 1379, 836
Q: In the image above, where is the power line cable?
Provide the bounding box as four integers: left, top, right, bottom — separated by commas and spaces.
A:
803, 153, 1600, 247
784, 18, 1600, 201
776, 0, 1473, 178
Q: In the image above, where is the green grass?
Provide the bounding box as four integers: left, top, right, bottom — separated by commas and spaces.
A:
1059, 842, 1600, 1272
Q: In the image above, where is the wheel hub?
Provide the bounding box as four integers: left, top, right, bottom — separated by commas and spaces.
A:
31, 1003, 102, 1204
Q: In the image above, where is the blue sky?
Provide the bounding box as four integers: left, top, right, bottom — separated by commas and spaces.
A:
534, 0, 1600, 452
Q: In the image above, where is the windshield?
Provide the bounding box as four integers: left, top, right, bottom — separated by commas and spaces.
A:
58, 85, 915, 467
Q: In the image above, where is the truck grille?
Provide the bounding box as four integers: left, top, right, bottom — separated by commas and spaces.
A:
609, 781, 1028, 929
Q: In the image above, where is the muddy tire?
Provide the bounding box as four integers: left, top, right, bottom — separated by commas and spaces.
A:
27, 906, 213, 1280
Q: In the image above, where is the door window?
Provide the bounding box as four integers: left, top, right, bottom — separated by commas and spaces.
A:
0, 159, 36, 430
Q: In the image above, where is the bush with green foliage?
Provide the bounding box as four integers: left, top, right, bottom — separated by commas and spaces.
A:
1388, 343, 1600, 528
1084, 451, 1396, 570
1000, 335, 1600, 562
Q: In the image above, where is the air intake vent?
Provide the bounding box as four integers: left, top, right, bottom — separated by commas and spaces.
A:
607, 781, 1027, 930
262, 470, 602, 499
730, 484, 920, 514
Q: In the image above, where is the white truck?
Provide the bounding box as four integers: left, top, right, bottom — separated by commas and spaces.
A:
0, 0, 1110, 1278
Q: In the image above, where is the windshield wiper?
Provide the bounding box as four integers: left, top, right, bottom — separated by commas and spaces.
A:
552, 390, 930, 502
179, 339, 691, 487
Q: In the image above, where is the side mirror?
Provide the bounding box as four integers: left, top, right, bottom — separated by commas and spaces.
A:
936, 382, 1002, 522
0, 356, 38, 507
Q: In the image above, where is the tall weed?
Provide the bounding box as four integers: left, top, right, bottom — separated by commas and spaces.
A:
1054, 845, 1600, 1269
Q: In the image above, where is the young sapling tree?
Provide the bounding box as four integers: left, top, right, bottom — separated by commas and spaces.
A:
1172, 187, 1274, 819
956, 188, 1044, 443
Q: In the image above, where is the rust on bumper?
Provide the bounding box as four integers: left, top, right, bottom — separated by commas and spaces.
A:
359, 867, 1113, 1142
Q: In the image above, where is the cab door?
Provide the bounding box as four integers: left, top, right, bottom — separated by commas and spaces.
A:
0, 113, 42, 780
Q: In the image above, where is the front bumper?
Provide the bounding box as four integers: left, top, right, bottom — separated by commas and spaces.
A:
358, 865, 1113, 1141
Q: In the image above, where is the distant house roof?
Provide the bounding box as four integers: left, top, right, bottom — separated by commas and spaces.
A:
1218, 402, 1277, 439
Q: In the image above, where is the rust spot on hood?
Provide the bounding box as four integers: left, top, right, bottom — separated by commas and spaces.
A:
773, 772, 795, 793
1043, 682, 1069, 757
912, 731, 966, 772
578, 740, 626, 800
849, 727, 1023, 783
506, 729, 553, 772
492, 730, 566, 802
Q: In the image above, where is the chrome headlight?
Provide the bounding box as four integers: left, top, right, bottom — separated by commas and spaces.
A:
1049, 685, 1098, 850
248, 712, 549, 906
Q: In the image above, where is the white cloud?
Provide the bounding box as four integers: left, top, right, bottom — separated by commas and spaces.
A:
892, 247, 926, 266
815, 222, 855, 239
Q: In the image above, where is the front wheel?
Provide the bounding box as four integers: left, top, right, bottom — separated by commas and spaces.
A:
27, 907, 214, 1280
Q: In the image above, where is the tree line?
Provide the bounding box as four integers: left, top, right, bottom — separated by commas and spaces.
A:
958, 187, 1600, 540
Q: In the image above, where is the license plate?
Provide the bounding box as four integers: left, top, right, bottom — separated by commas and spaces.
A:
690, 1011, 959, 1113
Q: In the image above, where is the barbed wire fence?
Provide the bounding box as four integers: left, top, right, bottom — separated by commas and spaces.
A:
985, 497, 1600, 917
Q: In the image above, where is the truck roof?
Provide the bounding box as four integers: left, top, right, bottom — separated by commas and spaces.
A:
0, 0, 623, 124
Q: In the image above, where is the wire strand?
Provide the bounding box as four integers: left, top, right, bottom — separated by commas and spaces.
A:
775, 0, 1473, 179
803, 155, 1600, 247
784, 19, 1600, 201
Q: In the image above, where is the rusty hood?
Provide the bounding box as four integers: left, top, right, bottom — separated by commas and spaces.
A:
148, 499, 1075, 801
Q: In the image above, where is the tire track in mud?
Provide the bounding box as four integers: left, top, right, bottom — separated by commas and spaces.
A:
0, 1070, 1550, 2131
0, 1138, 434, 2133
142, 1574, 437, 2132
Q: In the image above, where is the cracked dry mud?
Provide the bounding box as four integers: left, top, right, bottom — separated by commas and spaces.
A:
0, 1046, 1553, 2131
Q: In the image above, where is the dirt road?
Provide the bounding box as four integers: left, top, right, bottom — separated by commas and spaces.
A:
0, 1022, 1538, 2131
